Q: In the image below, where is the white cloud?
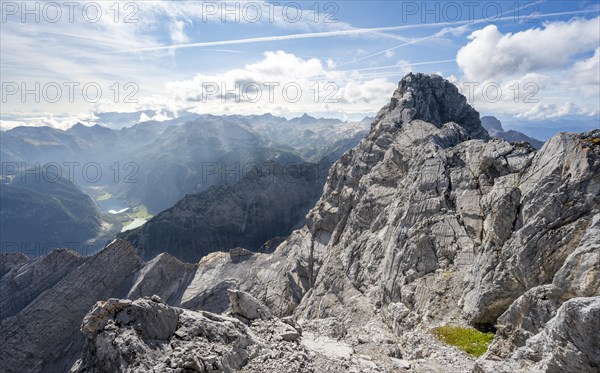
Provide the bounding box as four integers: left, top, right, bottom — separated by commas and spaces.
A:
0, 0, 364, 117
339, 79, 396, 105
446, 74, 458, 84
164, 51, 394, 116
4, 1, 598, 127
0, 112, 98, 131
4, 50, 390, 129
169, 20, 190, 44
449, 72, 600, 120
515, 102, 599, 120
571, 48, 600, 97
454, 17, 600, 120
396, 60, 413, 75
457, 17, 600, 80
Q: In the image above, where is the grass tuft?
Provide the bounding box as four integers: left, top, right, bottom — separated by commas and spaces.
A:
432, 325, 495, 357
583, 137, 600, 145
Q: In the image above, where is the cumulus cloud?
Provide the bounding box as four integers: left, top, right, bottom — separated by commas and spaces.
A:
1, 49, 409, 129
1, 0, 369, 120
165, 51, 325, 101
450, 73, 600, 120
571, 47, 600, 97
165, 51, 394, 116
457, 17, 600, 80
453, 17, 600, 120
339, 79, 396, 105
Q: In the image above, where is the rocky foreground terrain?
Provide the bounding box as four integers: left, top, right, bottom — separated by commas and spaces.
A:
1, 73, 598, 372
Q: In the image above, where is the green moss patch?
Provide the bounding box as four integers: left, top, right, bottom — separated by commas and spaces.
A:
432, 325, 495, 357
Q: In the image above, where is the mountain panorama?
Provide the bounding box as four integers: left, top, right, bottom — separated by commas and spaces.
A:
1, 73, 598, 373
1, 112, 369, 258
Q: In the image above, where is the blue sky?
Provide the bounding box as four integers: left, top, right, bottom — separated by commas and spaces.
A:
1, 0, 599, 129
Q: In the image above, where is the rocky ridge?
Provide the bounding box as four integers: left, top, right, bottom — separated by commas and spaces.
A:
1, 73, 598, 372
166, 73, 600, 371
120, 161, 329, 263
481, 116, 545, 149
71, 290, 471, 373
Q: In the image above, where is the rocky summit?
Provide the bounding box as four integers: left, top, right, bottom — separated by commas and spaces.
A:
1, 73, 598, 373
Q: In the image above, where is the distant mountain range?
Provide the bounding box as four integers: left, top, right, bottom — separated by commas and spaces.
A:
500, 117, 600, 141
1, 113, 369, 213
118, 128, 366, 262
481, 116, 544, 148
4, 110, 588, 263
1, 113, 368, 257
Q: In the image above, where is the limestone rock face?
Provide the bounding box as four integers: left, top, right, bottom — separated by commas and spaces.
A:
178, 234, 314, 316
0, 239, 142, 373
169, 74, 599, 372
0, 252, 28, 278
228, 289, 273, 321
487, 213, 600, 349
475, 297, 600, 373
126, 252, 197, 305
384, 73, 488, 140
552, 213, 600, 299
71, 297, 252, 373
0, 240, 194, 372
71, 296, 416, 373
2, 73, 599, 372
0, 249, 85, 320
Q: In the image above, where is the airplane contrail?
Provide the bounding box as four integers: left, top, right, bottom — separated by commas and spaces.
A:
335, 33, 447, 68
337, 59, 457, 73
116, 8, 596, 53
117, 26, 449, 53
306, 59, 457, 81
335, 0, 549, 67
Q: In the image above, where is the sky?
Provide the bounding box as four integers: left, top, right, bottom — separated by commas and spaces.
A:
1, 0, 599, 130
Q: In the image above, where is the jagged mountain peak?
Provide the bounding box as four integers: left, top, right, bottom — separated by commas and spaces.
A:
480, 116, 504, 133
375, 73, 489, 140
288, 113, 318, 125
102, 238, 140, 257
481, 115, 545, 149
